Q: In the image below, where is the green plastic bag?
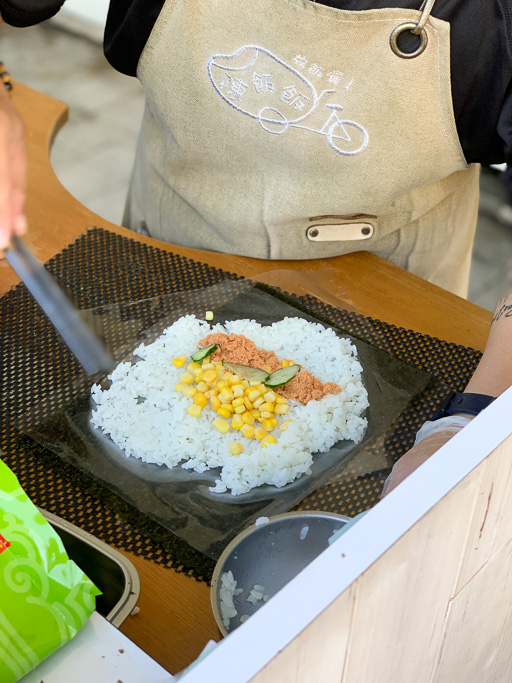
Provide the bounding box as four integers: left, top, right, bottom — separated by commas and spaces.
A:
0, 457, 100, 682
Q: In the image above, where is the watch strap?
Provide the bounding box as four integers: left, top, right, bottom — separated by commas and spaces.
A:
443, 391, 496, 417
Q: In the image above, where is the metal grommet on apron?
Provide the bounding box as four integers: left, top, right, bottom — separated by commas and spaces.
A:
390, 0, 435, 58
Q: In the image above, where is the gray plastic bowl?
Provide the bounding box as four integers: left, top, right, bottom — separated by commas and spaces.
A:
211, 510, 349, 636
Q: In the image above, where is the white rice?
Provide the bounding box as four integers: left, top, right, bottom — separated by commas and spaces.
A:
218, 570, 243, 629
247, 584, 267, 604
90, 315, 369, 495
299, 525, 309, 540
255, 517, 270, 526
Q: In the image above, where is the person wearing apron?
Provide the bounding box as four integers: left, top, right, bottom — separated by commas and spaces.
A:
3, 0, 508, 298
122, 0, 478, 297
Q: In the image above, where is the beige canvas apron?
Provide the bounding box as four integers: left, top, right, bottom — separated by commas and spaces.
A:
125, 0, 479, 296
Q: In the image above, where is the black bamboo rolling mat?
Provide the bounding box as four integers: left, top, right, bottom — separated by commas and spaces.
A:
0, 228, 483, 581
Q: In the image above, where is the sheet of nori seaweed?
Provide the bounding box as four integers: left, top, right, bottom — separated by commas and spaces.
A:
24, 281, 435, 561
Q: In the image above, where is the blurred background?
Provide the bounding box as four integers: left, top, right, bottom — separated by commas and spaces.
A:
2, 8, 512, 312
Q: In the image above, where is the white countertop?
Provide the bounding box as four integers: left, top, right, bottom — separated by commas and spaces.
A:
21, 612, 175, 683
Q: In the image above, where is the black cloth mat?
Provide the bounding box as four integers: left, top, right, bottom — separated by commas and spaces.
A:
0, 227, 483, 582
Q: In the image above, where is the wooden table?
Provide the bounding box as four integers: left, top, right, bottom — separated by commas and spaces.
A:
3, 82, 493, 675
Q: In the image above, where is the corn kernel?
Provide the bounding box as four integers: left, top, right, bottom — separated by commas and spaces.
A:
231, 414, 244, 430
196, 381, 209, 393
205, 310, 214, 321
210, 396, 221, 411
205, 389, 218, 399
229, 441, 243, 455
203, 370, 218, 385
201, 362, 215, 371
260, 411, 272, 419
281, 359, 289, 368
182, 385, 197, 398
233, 385, 244, 398
214, 362, 224, 372
261, 434, 277, 447
259, 402, 274, 413
261, 419, 275, 432
213, 417, 230, 433
187, 362, 202, 375
180, 372, 194, 384
241, 424, 255, 439
187, 404, 202, 417
216, 380, 228, 390
223, 403, 234, 413
229, 374, 241, 385
279, 419, 293, 431
274, 404, 290, 415
241, 411, 255, 425
174, 382, 187, 393
172, 354, 188, 367
247, 389, 260, 403
275, 395, 288, 404
270, 417, 278, 427
254, 427, 267, 440
250, 409, 261, 419
194, 392, 207, 408
263, 390, 277, 403
222, 373, 233, 383
232, 397, 244, 408
220, 387, 234, 402
234, 404, 246, 414
243, 396, 254, 411
217, 407, 231, 419
253, 397, 264, 409
241, 379, 250, 389
249, 379, 261, 387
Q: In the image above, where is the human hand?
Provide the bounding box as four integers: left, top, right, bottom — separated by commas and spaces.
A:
381, 432, 454, 497
381, 416, 472, 497
0, 84, 26, 251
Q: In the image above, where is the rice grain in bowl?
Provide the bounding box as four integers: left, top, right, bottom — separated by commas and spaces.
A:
90, 315, 369, 495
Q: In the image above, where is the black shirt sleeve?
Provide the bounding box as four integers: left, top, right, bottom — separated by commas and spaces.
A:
0, 0, 65, 26
104, 0, 165, 76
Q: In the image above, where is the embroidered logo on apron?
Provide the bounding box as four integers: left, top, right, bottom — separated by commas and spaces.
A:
207, 45, 369, 157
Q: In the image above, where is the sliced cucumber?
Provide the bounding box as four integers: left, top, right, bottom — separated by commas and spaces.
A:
191, 343, 217, 362
264, 364, 301, 388
223, 362, 270, 383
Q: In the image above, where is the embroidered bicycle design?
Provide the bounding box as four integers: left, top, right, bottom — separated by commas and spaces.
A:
207, 45, 369, 157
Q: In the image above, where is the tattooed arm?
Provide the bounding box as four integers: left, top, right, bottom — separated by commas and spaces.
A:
464, 266, 512, 398
382, 271, 512, 497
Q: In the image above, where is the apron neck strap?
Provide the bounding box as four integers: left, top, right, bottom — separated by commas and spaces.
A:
412, 0, 437, 34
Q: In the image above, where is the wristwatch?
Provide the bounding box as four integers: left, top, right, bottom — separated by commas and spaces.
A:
442, 391, 496, 417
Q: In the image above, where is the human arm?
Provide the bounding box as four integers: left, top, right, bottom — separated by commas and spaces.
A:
382, 273, 512, 497
0, 1, 65, 26
0, 78, 26, 249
